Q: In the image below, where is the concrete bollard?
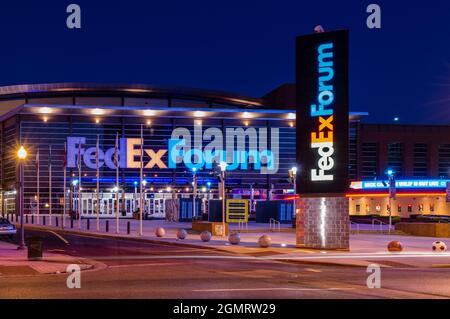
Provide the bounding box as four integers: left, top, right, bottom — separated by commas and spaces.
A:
127, 221, 130, 235
70, 217, 74, 229
31, 215, 34, 224
55, 217, 59, 227
200, 231, 212, 242
258, 235, 272, 248
43, 216, 46, 226
177, 229, 187, 240
155, 227, 166, 237
87, 218, 90, 230
228, 232, 240, 245
106, 220, 109, 233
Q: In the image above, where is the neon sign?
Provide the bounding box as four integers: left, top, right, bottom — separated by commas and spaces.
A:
350, 179, 450, 190
65, 123, 280, 174
310, 42, 335, 181
296, 30, 349, 195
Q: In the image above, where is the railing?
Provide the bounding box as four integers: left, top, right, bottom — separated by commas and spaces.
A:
372, 218, 392, 233
237, 219, 248, 232
349, 220, 360, 234
269, 218, 281, 232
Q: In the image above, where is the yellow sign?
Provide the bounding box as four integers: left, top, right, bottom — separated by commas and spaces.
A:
226, 199, 248, 223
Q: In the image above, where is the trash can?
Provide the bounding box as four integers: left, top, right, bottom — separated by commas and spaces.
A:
27, 237, 43, 260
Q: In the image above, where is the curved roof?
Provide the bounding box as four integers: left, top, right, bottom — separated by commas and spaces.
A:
0, 82, 265, 108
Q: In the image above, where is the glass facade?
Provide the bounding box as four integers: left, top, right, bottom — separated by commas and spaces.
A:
0, 84, 365, 217
1, 113, 297, 216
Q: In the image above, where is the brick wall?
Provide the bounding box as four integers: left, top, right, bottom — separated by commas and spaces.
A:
296, 196, 349, 250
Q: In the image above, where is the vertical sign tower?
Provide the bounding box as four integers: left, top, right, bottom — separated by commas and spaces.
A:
296, 30, 349, 250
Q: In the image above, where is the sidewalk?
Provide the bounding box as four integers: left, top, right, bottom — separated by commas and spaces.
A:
0, 241, 95, 276
15, 217, 450, 269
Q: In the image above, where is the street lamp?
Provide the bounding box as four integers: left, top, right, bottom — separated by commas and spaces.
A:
17, 146, 27, 250
219, 161, 227, 237
141, 180, 147, 215
385, 168, 396, 234
192, 167, 197, 220
289, 166, 298, 226
133, 181, 138, 209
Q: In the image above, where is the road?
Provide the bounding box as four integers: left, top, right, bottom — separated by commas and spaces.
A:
1, 228, 450, 298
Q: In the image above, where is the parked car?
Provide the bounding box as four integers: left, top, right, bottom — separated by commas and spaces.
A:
0, 218, 16, 239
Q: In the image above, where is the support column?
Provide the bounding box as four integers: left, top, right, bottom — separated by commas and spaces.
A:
296, 196, 349, 250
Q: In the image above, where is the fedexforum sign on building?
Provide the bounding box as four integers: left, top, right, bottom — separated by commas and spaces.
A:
0, 30, 449, 248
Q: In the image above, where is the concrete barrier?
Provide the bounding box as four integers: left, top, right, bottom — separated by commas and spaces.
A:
395, 222, 450, 237
192, 221, 228, 236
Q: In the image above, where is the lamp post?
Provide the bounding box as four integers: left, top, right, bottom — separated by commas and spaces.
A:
142, 180, 147, 218
289, 166, 298, 224
17, 145, 27, 250
386, 169, 396, 234
219, 161, 227, 237
133, 181, 138, 212
192, 167, 197, 220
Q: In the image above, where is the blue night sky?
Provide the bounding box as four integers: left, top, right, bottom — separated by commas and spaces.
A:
0, 0, 448, 124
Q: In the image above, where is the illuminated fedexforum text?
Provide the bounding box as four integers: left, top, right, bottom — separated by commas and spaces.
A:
310, 42, 335, 181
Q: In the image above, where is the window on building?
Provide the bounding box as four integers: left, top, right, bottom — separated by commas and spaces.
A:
348, 123, 358, 181
430, 204, 435, 212
361, 142, 378, 180
413, 143, 428, 177
375, 205, 381, 213
418, 204, 424, 212
365, 204, 370, 213
438, 144, 450, 178
407, 204, 412, 213
355, 204, 361, 213
387, 142, 403, 176
397, 204, 402, 213
387, 204, 391, 213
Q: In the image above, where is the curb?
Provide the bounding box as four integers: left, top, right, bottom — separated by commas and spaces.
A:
23, 224, 233, 254
277, 258, 393, 268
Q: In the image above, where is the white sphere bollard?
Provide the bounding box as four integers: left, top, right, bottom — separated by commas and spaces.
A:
258, 234, 272, 248
432, 241, 447, 252
155, 227, 166, 237
177, 229, 187, 240
200, 231, 212, 242
228, 232, 240, 245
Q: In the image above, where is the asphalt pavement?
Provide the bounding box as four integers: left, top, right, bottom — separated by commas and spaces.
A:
1, 228, 450, 298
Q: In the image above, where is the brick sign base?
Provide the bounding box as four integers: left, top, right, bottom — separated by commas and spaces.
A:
296, 196, 349, 250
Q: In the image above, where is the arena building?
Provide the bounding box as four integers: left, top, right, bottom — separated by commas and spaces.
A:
0, 83, 448, 219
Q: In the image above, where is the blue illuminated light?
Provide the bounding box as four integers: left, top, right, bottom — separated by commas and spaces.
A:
361, 179, 450, 189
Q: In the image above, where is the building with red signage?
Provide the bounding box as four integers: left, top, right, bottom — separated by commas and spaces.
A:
266, 84, 450, 218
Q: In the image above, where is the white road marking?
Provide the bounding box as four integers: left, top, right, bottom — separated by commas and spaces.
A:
306, 268, 322, 273
46, 230, 70, 245
108, 262, 183, 268
193, 287, 355, 292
